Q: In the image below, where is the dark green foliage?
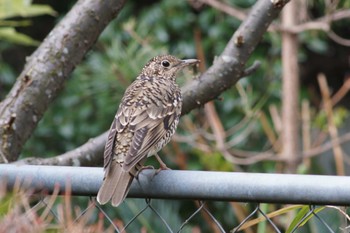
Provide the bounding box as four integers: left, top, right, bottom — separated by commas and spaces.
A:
1, 0, 350, 232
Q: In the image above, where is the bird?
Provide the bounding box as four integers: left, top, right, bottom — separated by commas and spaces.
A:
97, 55, 199, 207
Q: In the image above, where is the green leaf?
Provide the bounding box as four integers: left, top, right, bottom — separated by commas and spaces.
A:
0, 193, 13, 217
0, 0, 57, 19
196, 150, 233, 171
0, 19, 31, 27
18, 4, 57, 17
234, 205, 304, 231
0, 27, 40, 46
333, 107, 349, 127
286, 206, 325, 233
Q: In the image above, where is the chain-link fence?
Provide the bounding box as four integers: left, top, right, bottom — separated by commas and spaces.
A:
1, 164, 350, 232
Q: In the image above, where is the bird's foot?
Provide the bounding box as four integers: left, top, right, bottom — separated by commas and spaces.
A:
141, 165, 155, 170
149, 163, 171, 180
134, 165, 155, 181
157, 163, 171, 172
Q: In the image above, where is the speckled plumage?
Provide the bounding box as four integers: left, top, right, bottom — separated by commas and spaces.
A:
97, 55, 199, 207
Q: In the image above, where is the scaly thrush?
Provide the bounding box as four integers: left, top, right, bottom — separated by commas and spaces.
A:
97, 55, 199, 206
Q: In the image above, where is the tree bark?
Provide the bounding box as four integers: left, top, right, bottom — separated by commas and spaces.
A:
0, 0, 127, 162
15, 132, 108, 166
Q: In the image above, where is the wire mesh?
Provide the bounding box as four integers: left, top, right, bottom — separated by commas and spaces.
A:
15, 196, 349, 233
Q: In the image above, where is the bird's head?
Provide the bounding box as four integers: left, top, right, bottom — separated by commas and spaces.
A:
140, 55, 199, 80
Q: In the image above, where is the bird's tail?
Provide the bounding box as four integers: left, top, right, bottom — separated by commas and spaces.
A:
97, 163, 134, 207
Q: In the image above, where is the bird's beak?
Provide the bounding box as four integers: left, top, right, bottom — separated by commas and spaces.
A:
178, 59, 200, 67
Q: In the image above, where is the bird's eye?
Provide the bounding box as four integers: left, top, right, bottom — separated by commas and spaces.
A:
161, 60, 170, 67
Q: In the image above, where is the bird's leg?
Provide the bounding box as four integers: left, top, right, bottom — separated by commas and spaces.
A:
155, 153, 171, 170
153, 153, 172, 178
140, 165, 155, 170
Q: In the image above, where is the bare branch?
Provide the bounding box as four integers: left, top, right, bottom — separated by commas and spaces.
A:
270, 9, 350, 37
0, 0, 127, 162
198, 0, 247, 21
258, 111, 280, 152
270, 20, 329, 33
280, 1, 301, 172
318, 73, 345, 176
223, 132, 350, 165
331, 75, 350, 106
242, 61, 261, 76
301, 100, 311, 168
303, 132, 350, 159
327, 29, 350, 47
15, 132, 108, 166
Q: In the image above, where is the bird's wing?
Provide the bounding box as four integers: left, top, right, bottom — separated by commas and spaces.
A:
122, 81, 180, 172
103, 78, 180, 173
103, 108, 125, 171
123, 103, 179, 172
103, 117, 117, 171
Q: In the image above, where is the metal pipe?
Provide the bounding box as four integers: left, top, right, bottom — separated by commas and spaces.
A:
1, 164, 349, 205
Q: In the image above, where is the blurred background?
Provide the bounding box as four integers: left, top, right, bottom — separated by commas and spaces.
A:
1, 0, 350, 232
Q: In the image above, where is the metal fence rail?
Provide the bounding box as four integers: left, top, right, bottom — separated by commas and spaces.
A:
1, 164, 350, 205
0, 164, 349, 233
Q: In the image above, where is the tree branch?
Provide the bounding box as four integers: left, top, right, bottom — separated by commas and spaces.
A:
198, 0, 247, 21
15, 132, 108, 166
181, 0, 289, 115
0, 0, 127, 162
16, 0, 290, 166
280, 1, 301, 172
318, 73, 345, 176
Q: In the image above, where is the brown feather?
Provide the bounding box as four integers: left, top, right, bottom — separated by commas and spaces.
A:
97, 55, 199, 207
97, 162, 125, 205
102, 118, 118, 170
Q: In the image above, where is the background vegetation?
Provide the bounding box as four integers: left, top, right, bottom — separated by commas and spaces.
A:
1, 0, 350, 232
